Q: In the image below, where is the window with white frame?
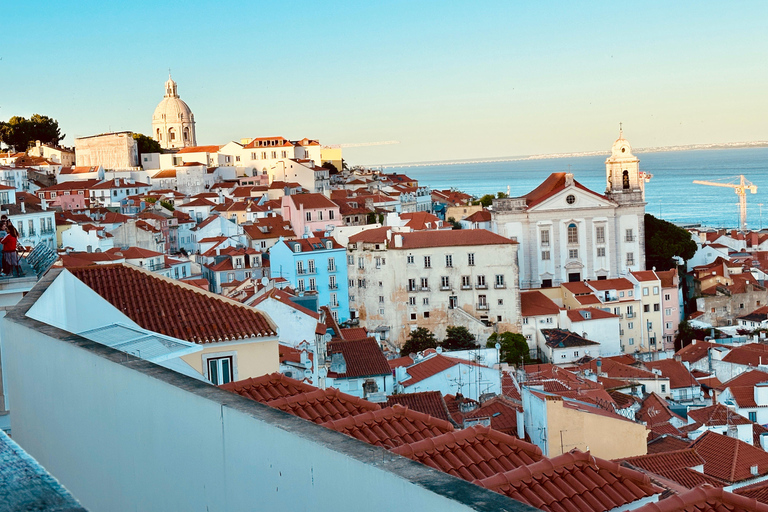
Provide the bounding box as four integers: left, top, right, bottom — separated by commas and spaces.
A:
468, 253, 475, 266
424, 256, 431, 268
420, 277, 429, 290
567, 223, 578, 244
542, 250, 550, 260
407, 255, 414, 264
441, 276, 450, 289
568, 249, 579, 259
409, 297, 416, 305
206, 355, 234, 385
541, 229, 550, 247
597, 247, 605, 257
595, 226, 605, 244
495, 275, 505, 288
445, 254, 453, 267
306, 212, 312, 221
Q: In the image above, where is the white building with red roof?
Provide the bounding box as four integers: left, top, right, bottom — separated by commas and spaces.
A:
60, 223, 115, 253
88, 178, 150, 208
394, 352, 501, 401
347, 228, 520, 346
492, 133, 646, 289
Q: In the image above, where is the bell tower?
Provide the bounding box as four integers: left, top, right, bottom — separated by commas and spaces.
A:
605, 126, 644, 205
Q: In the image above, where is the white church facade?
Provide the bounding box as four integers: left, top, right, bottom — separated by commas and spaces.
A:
492, 133, 647, 289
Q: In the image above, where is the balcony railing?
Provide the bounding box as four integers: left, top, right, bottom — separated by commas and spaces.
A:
494, 283, 506, 289
297, 269, 306, 275
627, 312, 636, 318
476, 303, 489, 310
329, 284, 338, 290
461, 284, 472, 290
440, 285, 451, 291
327, 266, 336, 272
475, 283, 488, 289
625, 236, 636, 242
420, 286, 430, 292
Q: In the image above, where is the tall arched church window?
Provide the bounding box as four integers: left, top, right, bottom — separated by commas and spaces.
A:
623, 170, 630, 190
157, 128, 162, 141
567, 223, 578, 244
183, 127, 189, 141
169, 129, 176, 141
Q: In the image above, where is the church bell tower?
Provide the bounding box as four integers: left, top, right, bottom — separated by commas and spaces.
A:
605, 127, 644, 205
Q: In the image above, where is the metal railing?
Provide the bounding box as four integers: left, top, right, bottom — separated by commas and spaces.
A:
476, 303, 489, 311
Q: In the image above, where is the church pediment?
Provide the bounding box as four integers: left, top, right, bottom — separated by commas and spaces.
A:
527, 185, 616, 212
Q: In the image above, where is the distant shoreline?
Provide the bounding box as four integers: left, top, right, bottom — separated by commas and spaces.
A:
376, 141, 768, 169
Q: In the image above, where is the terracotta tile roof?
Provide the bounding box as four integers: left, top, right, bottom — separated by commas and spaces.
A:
281, 236, 343, 252
243, 137, 293, 149
250, 288, 319, 319
462, 396, 521, 435
464, 210, 492, 223
637, 393, 685, 427
392, 425, 543, 481
387, 355, 413, 369
90, 178, 149, 189
176, 145, 221, 154
520, 290, 561, 317
689, 430, 768, 483
619, 448, 705, 479
288, 193, 338, 210
266, 387, 380, 424
677, 341, 729, 364
385, 391, 454, 425
631, 270, 660, 282
647, 435, 692, 455
320, 404, 454, 449
220, 372, 317, 402
607, 389, 640, 409
567, 307, 618, 322
718, 369, 768, 392
649, 423, 685, 438
68, 263, 276, 344
541, 328, 600, 348
754, 424, 768, 448
326, 337, 391, 378
524, 363, 605, 394
588, 278, 635, 291
562, 281, 594, 295
179, 197, 216, 208
400, 211, 443, 231
348, 226, 391, 244
502, 371, 522, 402
687, 403, 752, 427
108, 247, 163, 259
400, 354, 480, 387
738, 306, 768, 323
476, 449, 660, 512
656, 269, 678, 288
394, 229, 516, 249
521, 172, 609, 208
722, 344, 768, 366
642, 359, 699, 390
338, 327, 368, 340
638, 484, 768, 512
735, 480, 768, 506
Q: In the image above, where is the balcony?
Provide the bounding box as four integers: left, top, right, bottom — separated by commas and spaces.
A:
327, 266, 337, 273
440, 285, 451, 291
420, 286, 430, 292
625, 236, 636, 242
476, 303, 489, 311
475, 284, 488, 290
627, 312, 636, 318
461, 284, 472, 290
627, 260, 635, 266
297, 269, 306, 275
494, 283, 506, 289
329, 284, 338, 290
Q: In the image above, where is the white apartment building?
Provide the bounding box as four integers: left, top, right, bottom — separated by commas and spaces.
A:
346, 228, 520, 347
492, 133, 646, 289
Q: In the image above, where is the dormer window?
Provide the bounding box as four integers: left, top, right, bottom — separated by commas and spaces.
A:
294, 243, 302, 253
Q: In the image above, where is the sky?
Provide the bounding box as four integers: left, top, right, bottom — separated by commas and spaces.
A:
3, 1, 767, 165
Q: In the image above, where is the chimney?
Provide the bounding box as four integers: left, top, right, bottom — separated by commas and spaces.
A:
41, 198, 47, 211
753, 232, 759, 247
394, 234, 403, 248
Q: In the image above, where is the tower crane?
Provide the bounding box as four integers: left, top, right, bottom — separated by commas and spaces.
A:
692, 175, 757, 231
323, 140, 399, 149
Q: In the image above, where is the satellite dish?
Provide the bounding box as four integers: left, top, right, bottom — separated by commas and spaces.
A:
303, 369, 312, 379
260, 277, 269, 286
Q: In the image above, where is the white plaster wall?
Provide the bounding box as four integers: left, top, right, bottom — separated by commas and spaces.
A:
253, 298, 316, 348
566, 317, 621, 356
2, 317, 506, 512
401, 362, 500, 401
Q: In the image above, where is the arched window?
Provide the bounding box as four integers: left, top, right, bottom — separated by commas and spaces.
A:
169, 129, 176, 141
157, 128, 162, 141
567, 223, 578, 244
622, 170, 630, 190
183, 127, 189, 141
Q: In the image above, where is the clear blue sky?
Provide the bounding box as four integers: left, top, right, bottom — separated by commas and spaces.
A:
3, 1, 767, 164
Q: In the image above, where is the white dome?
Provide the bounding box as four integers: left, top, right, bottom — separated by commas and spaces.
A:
153, 96, 194, 123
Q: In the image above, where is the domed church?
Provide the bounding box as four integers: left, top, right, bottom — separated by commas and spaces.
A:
152, 74, 196, 150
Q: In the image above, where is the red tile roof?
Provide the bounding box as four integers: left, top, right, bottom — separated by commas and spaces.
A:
722, 344, 768, 366
320, 404, 454, 449
619, 448, 705, 480
176, 145, 221, 154
327, 337, 391, 378
642, 359, 699, 390
576, 358, 659, 381
522, 172, 609, 208
637, 393, 685, 427
68, 264, 276, 343
385, 391, 454, 425
266, 387, 380, 424
520, 290, 561, 317
588, 278, 635, 291
394, 229, 515, 249
288, 193, 338, 210
338, 327, 368, 340
462, 396, 521, 435
718, 369, 768, 392
220, 373, 317, 402
677, 341, 729, 364
392, 425, 543, 481
735, 480, 768, 506
250, 288, 319, 320
646, 435, 692, 455
348, 226, 391, 244
686, 403, 752, 427
689, 430, 768, 483
636, 484, 768, 512
400, 354, 479, 387
476, 449, 660, 512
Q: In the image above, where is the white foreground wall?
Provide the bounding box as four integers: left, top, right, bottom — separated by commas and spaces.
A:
1, 276, 529, 512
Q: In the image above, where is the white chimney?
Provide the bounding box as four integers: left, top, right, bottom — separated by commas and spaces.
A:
394, 234, 403, 248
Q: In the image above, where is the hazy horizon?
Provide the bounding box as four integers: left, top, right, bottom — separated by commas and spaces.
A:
4, 1, 767, 165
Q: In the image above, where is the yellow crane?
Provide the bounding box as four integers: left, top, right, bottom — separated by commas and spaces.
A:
692, 175, 757, 231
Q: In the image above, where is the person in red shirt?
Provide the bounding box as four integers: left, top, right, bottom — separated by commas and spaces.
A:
1, 221, 21, 276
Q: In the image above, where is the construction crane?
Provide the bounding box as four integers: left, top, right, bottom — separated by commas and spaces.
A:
323, 140, 400, 149
692, 175, 757, 231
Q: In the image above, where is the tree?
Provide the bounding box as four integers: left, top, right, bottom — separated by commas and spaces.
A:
0, 114, 64, 150
674, 320, 715, 351
400, 327, 437, 356
321, 161, 339, 175
446, 216, 461, 229
132, 133, 161, 157
487, 332, 530, 366
442, 326, 477, 351
474, 194, 495, 207
644, 213, 697, 271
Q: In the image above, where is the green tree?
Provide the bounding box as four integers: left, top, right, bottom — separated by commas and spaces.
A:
321, 161, 339, 174
446, 216, 461, 229
645, 213, 697, 271
474, 194, 495, 207
674, 320, 715, 351
442, 326, 477, 351
496, 191, 508, 199
400, 327, 438, 356
132, 133, 161, 157
487, 332, 530, 366
0, 114, 64, 150
159, 200, 175, 211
